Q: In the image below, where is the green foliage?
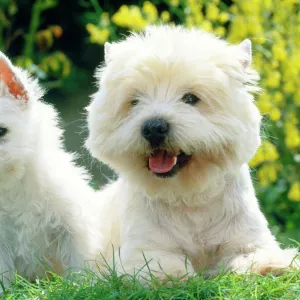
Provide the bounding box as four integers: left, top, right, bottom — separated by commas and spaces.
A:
0, 0, 71, 88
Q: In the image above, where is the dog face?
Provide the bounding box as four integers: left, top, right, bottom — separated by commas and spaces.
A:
86, 26, 261, 197
0, 53, 44, 184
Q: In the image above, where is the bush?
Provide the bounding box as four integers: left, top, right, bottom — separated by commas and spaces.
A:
0, 0, 71, 87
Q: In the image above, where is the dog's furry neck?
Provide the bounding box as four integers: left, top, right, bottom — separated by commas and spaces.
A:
124, 166, 246, 208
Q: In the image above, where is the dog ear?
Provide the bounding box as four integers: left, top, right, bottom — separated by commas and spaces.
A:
104, 42, 112, 63
0, 52, 29, 102
238, 39, 252, 69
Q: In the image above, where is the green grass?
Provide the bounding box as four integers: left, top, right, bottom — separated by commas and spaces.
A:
2, 269, 300, 300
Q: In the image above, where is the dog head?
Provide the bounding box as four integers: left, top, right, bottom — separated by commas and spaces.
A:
86, 26, 261, 197
0, 52, 45, 184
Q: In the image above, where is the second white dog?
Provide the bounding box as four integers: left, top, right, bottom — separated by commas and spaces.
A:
0, 52, 100, 290
86, 26, 298, 280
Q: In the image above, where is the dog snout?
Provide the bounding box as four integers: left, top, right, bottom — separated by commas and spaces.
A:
142, 119, 169, 147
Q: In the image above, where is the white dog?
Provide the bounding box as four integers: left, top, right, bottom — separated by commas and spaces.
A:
86, 26, 299, 280
0, 52, 100, 290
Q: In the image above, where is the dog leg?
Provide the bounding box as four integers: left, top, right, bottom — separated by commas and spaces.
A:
113, 247, 194, 282
225, 247, 299, 275
207, 246, 299, 276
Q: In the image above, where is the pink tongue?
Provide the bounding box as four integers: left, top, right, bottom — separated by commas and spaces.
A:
149, 150, 176, 174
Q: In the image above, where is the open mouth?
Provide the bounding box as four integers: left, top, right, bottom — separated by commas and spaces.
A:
148, 149, 191, 178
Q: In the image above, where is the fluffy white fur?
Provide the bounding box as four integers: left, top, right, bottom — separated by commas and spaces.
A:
86, 26, 299, 280
0, 53, 100, 290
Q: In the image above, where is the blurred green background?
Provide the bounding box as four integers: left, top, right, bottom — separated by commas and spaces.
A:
0, 0, 299, 245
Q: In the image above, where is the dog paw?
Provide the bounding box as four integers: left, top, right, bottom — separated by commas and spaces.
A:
255, 264, 290, 276
229, 248, 299, 276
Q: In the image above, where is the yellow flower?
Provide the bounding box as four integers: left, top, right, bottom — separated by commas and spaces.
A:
227, 16, 248, 42
272, 45, 287, 61
288, 182, 300, 202
253, 53, 263, 69
130, 7, 148, 30
230, 5, 238, 14
161, 11, 170, 23
112, 5, 129, 27
293, 91, 300, 104
250, 141, 279, 168
283, 81, 296, 93
186, 16, 194, 28
286, 112, 298, 125
265, 71, 281, 88
257, 92, 273, 113
248, 21, 263, 36
214, 26, 226, 37
142, 1, 158, 23
271, 60, 279, 68
218, 12, 230, 23
273, 92, 284, 105
194, 12, 204, 25
15, 56, 34, 69
86, 24, 110, 44
112, 5, 147, 31
257, 163, 279, 186
206, 3, 219, 21
263, 0, 272, 10
201, 20, 213, 32
285, 126, 300, 149
169, 0, 179, 7
257, 101, 272, 113
269, 107, 281, 121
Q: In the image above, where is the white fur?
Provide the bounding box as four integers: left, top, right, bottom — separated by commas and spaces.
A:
86, 26, 299, 280
0, 53, 100, 290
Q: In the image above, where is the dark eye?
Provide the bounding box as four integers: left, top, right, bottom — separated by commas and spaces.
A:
131, 99, 139, 106
182, 93, 200, 105
0, 127, 8, 137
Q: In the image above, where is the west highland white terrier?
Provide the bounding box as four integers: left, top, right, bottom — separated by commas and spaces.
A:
0, 52, 100, 290
86, 26, 299, 281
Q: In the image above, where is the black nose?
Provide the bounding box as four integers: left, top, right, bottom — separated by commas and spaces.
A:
142, 119, 169, 147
